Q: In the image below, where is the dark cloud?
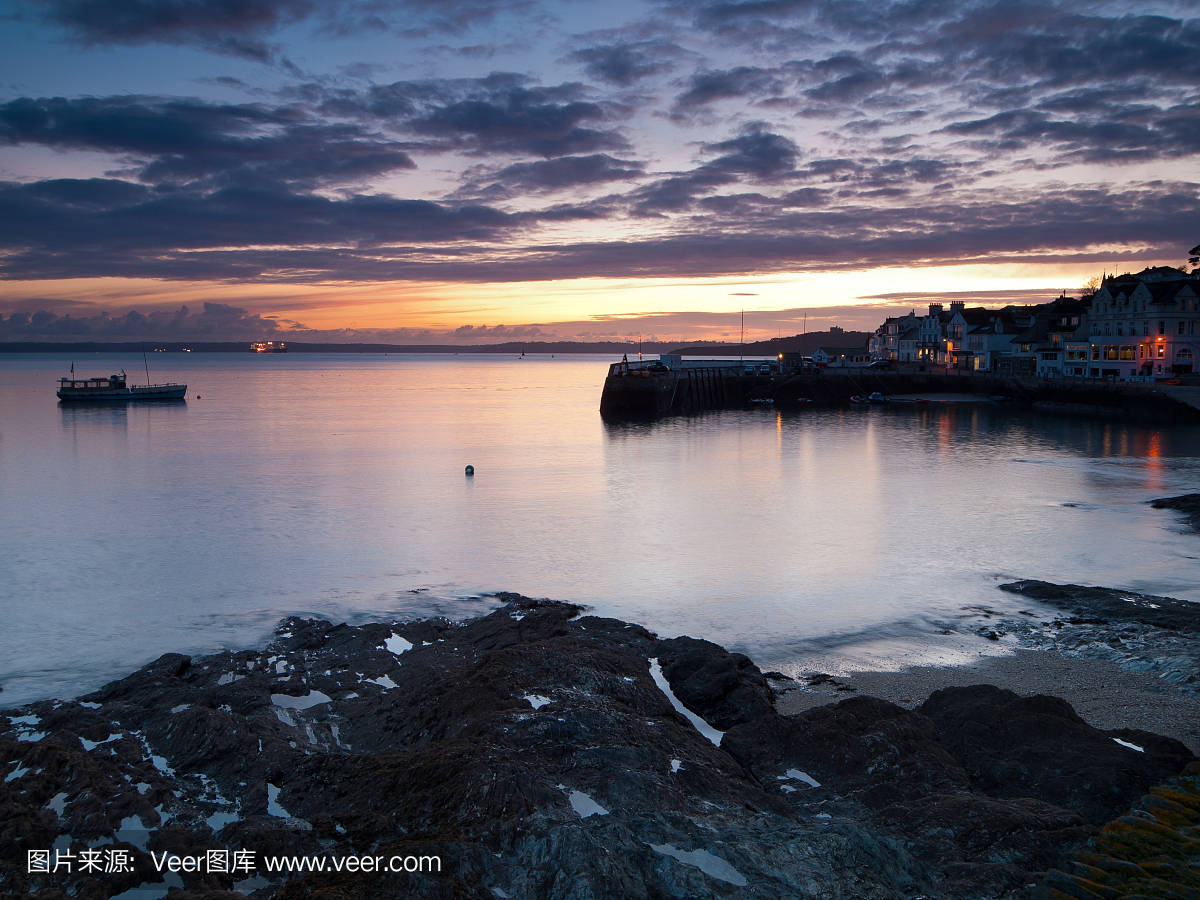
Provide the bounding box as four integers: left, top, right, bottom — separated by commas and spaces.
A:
0, 177, 522, 280
672, 66, 783, 112
0, 96, 416, 188
700, 126, 800, 179
451, 322, 548, 338
625, 125, 800, 215
32, 0, 539, 59
680, 2, 1200, 145
567, 41, 683, 86
408, 83, 627, 157
942, 100, 1200, 164
308, 74, 628, 159
33, 0, 316, 63
7, 0, 1200, 305
950, 11, 1200, 90
0, 301, 285, 341
6, 172, 1189, 286
804, 62, 887, 103
456, 154, 645, 199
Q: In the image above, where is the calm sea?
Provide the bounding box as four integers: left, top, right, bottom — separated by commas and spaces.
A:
2, 352, 1199, 706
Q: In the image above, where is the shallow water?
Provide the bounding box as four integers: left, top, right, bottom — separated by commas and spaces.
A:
2, 352, 1198, 705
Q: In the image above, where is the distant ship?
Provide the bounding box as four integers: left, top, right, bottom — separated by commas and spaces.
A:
251, 341, 287, 353
57, 369, 186, 402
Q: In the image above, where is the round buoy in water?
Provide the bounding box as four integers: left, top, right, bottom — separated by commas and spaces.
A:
465, 464, 475, 476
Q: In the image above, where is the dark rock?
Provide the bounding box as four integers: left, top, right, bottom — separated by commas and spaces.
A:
919, 685, 1195, 825
2, 597, 1196, 899
999, 580, 1200, 633
1037, 762, 1200, 898
656, 636, 774, 729
725, 695, 971, 807
1150, 493, 1200, 534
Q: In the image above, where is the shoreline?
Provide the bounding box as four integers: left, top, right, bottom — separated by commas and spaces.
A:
778, 576, 1200, 754
777, 646, 1200, 754
2, 582, 1197, 898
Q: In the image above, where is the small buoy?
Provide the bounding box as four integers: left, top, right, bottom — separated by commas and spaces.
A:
465, 464, 475, 476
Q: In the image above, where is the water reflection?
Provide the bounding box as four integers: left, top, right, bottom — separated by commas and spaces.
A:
59, 403, 129, 430
1, 355, 1199, 706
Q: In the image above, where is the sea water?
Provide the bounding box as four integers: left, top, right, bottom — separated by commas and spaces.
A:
2, 352, 1199, 705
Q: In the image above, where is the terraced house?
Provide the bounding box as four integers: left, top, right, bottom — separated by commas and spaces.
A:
1087, 266, 1200, 379
869, 264, 1200, 380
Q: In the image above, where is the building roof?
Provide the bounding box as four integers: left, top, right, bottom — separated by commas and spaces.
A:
816, 344, 869, 356
1146, 279, 1200, 305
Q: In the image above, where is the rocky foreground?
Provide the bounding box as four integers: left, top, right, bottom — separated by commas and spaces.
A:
2, 594, 1198, 899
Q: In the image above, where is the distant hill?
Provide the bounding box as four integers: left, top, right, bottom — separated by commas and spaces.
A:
0, 332, 869, 355
0, 340, 679, 354
665, 330, 870, 356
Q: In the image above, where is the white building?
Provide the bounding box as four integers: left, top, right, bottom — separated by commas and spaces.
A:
1086, 267, 1200, 379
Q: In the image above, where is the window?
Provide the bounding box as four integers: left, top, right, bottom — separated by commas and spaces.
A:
1179, 321, 1186, 335
1139, 345, 1146, 359
1158, 320, 1165, 334
1119, 347, 1134, 361
1091, 346, 1100, 360
1143, 322, 1149, 336
1157, 344, 1166, 358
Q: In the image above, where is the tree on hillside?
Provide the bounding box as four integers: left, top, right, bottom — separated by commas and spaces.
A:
1080, 274, 1102, 300
1188, 244, 1199, 273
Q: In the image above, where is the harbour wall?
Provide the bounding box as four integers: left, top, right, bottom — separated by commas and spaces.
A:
600, 364, 1200, 423
599, 365, 775, 419
774, 372, 1200, 423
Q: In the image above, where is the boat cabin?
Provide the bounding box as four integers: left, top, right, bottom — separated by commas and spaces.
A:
59, 373, 126, 391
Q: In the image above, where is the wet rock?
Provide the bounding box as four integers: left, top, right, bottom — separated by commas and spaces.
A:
1150, 493, 1200, 534
999, 580, 1200, 633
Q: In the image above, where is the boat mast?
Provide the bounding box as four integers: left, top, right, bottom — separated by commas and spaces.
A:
143, 348, 151, 387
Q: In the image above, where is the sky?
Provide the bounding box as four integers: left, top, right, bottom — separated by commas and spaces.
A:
1, 0, 1197, 344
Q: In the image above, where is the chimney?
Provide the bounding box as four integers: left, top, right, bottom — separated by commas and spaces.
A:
949, 301, 965, 312
928, 303, 943, 316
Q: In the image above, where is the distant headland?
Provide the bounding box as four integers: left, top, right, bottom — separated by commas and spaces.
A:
0, 330, 869, 356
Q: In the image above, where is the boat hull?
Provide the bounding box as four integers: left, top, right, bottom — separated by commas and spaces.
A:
57, 384, 187, 402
